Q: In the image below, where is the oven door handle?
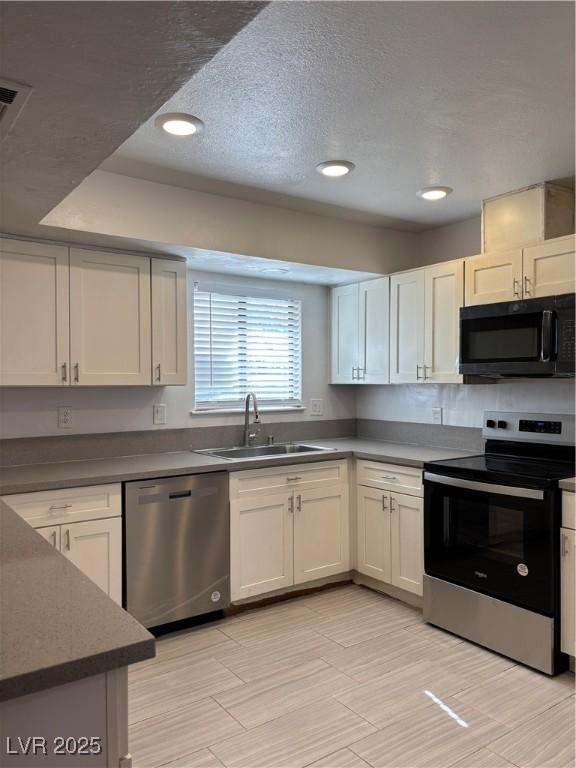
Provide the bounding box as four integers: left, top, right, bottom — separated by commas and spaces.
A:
540, 310, 553, 362
424, 472, 544, 500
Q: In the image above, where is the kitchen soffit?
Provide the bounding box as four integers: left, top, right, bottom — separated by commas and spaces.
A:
101, 1, 575, 230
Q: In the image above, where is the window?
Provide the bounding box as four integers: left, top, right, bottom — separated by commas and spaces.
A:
193, 287, 302, 410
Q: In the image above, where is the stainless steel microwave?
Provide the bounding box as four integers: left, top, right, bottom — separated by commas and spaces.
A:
459, 293, 575, 377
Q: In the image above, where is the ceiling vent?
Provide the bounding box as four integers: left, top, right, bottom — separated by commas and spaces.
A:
0, 78, 32, 141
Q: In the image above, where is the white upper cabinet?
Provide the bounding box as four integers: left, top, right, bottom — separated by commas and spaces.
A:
70, 249, 152, 385
331, 278, 389, 384
358, 277, 390, 384
389, 270, 425, 383
424, 260, 464, 384
331, 282, 359, 383
151, 258, 188, 386
0, 238, 70, 386
465, 236, 575, 306
522, 236, 575, 299
464, 249, 523, 306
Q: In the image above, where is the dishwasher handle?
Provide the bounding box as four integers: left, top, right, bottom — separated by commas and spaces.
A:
169, 490, 192, 499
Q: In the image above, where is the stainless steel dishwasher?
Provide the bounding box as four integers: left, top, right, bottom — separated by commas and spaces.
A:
124, 473, 229, 629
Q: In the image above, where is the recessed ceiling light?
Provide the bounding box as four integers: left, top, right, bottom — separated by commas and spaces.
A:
155, 112, 204, 136
316, 160, 355, 178
417, 186, 453, 201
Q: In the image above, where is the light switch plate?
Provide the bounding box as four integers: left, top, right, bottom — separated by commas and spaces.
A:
153, 403, 167, 425
432, 407, 443, 425
58, 406, 72, 429
310, 399, 324, 416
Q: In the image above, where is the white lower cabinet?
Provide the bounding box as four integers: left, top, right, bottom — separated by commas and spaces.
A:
63, 518, 122, 604
230, 492, 294, 601
3, 484, 122, 604
357, 477, 424, 596
230, 462, 349, 602
560, 528, 575, 656
294, 484, 350, 584
356, 486, 392, 583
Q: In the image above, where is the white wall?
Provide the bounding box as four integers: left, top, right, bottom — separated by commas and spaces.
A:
0, 270, 356, 439
356, 379, 575, 428
42, 170, 420, 275
417, 216, 481, 265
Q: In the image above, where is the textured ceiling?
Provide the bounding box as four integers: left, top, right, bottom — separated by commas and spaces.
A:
0, 1, 264, 238
103, 0, 575, 229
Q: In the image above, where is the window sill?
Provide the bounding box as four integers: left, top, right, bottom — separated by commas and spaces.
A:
191, 405, 306, 415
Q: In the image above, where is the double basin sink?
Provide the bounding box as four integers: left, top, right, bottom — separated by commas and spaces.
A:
196, 443, 336, 461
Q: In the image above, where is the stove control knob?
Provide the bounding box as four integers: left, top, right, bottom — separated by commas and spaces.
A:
497, 420, 508, 429
486, 419, 496, 428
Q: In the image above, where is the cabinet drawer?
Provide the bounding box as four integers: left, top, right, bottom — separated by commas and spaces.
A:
230, 461, 348, 499
356, 460, 422, 497
563, 492, 576, 530
2, 483, 122, 527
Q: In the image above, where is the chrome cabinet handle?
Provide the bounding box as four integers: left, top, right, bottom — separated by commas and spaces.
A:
73, 363, 79, 383
382, 495, 388, 511
390, 497, 396, 512
155, 363, 161, 383
380, 475, 398, 481
524, 275, 531, 296
424, 365, 431, 380
49, 503, 72, 511
288, 496, 294, 514
286, 476, 302, 482
358, 368, 365, 380
416, 364, 423, 380
51, 530, 57, 547
352, 367, 357, 380
513, 278, 521, 298
65, 529, 71, 551
562, 533, 570, 557
61, 362, 68, 383
296, 494, 302, 512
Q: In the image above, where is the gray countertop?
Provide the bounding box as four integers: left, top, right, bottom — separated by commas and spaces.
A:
560, 478, 576, 492
0, 500, 155, 702
0, 438, 478, 496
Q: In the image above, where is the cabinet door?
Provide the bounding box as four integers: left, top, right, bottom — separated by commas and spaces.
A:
464, 250, 522, 306
70, 249, 151, 385
523, 236, 575, 299
0, 238, 70, 386
424, 260, 464, 384
390, 492, 423, 596
560, 528, 575, 657
62, 518, 122, 604
293, 484, 350, 584
331, 283, 359, 383
37, 525, 61, 550
151, 258, 188, 385
389, 270, 425, 383
231, 492, 294, 600
356, 486, 391, 583
358, 277, 390, 384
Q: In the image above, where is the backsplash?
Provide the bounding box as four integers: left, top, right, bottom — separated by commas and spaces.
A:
356, 379, 575, 428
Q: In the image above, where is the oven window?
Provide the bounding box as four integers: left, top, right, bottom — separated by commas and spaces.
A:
425, 483, 555, 615
462, 313, 541, 363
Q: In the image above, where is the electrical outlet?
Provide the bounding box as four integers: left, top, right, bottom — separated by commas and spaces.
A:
432, 407, 443, 425
310, 399, 324, 416
153, 403, 167, 425
58, 406, 72, 429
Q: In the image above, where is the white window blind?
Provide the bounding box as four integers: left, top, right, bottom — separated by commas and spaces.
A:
193, 288, 302, 410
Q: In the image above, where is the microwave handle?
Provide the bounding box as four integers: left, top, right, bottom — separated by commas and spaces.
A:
540, 311, 553, 362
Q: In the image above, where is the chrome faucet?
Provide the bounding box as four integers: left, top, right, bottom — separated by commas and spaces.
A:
243, 392, 262, 446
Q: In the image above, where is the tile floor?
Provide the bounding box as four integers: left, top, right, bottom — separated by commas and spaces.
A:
129, 585, 575, 768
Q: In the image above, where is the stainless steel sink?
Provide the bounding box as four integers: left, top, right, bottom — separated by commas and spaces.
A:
196, 443, 335, 460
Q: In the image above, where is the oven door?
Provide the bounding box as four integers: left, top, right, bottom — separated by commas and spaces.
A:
459, 301, 556, 376
424, 473, 557, 615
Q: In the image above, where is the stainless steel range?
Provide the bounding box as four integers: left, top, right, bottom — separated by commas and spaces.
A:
423, 411, 575, 675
